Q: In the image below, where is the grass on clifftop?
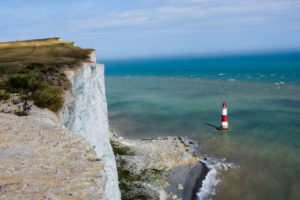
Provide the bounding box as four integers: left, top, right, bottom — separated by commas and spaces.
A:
0, 38, 93, 112
0, 76, 64, 112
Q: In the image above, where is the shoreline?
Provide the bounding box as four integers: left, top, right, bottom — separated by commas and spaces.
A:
191, 162, 210, 200
110, 132, 210, 200
165, 161, 210, 200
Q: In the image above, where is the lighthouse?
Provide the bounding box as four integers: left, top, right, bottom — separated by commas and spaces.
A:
217, 101, 229, 130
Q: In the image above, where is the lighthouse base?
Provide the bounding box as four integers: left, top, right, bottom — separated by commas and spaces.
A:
216, 126, 228, 131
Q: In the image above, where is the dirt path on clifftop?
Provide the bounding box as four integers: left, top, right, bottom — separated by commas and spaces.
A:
0, 107, 105, 200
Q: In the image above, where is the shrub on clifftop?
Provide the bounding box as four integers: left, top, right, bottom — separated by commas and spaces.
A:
4, 76, 30, 93
0, 91, 11, 100
0, 76, 64, 112
33, 84, 64, 112
0, 38, 93, 112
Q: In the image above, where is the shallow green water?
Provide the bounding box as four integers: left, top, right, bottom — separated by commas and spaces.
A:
106, 76, 300, 200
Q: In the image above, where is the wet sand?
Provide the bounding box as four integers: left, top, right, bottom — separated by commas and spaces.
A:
165, 161, 209, 200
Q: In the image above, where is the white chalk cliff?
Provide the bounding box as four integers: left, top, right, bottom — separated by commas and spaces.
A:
59, 51, 121, 200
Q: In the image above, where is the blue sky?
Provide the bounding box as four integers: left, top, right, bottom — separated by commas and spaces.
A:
1, 0, 300, 59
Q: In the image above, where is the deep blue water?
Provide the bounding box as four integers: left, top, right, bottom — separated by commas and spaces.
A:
104, 52, 300, 84
102, 52, 300, 200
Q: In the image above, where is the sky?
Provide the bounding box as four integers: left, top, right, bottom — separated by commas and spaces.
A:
1, 0, 300, 59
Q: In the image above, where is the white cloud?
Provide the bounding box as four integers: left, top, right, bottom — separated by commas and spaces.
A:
63, 0, 300, 37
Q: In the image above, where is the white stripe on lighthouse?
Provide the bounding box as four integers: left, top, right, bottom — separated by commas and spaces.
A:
218, 101, 229, 130
222, 108, 227, 115
222, 121, 228, 126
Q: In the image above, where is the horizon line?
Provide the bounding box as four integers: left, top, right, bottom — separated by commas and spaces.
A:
98, 48, 300, 61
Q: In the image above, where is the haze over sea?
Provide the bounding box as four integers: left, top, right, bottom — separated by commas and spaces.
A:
103, 51, 300, 200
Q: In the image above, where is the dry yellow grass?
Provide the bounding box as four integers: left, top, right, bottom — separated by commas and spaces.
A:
0, 37, 94, 87
0, 38, 93, 70
0, 38, 94, 111
0, 38, 69, 47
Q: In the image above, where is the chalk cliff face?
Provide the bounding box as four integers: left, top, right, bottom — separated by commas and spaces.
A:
59, 52, 121, 200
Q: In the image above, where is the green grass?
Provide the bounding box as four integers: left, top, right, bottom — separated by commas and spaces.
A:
119, 181, 155, 200
0, 38, 92, 112
0, 75, 64, 112
140, 168, 164, 176
14, 110, 28, 116
3, 76, 31, 93
0, 91, 11, 100
33, 84, 64, 112
117, 159, 142, 182
111, 139, 160, 200
110, 139, 134, 156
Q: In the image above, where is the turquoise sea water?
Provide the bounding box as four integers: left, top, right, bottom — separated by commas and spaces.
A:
103, 52, 300, 200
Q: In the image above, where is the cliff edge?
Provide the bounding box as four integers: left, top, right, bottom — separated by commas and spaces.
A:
0, 38, 120, 200
59, 51, 121, 200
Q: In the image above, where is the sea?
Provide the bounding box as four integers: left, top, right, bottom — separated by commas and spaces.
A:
102, 51, 300, 200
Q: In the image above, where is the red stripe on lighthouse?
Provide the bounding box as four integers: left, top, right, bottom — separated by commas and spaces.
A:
218, 101, 229, 130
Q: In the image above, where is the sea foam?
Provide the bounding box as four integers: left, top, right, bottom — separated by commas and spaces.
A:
197, 157, 237, 200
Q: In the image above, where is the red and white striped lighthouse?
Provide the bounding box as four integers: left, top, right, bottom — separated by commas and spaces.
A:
217, 101, 228, 130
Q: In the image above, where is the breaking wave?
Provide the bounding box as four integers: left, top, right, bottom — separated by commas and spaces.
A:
197, 157, 237, 200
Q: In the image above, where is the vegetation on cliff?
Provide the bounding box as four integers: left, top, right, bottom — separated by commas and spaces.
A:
110, 135, 202, 200
110, 139, 158, 200
0, 38, 94, 111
